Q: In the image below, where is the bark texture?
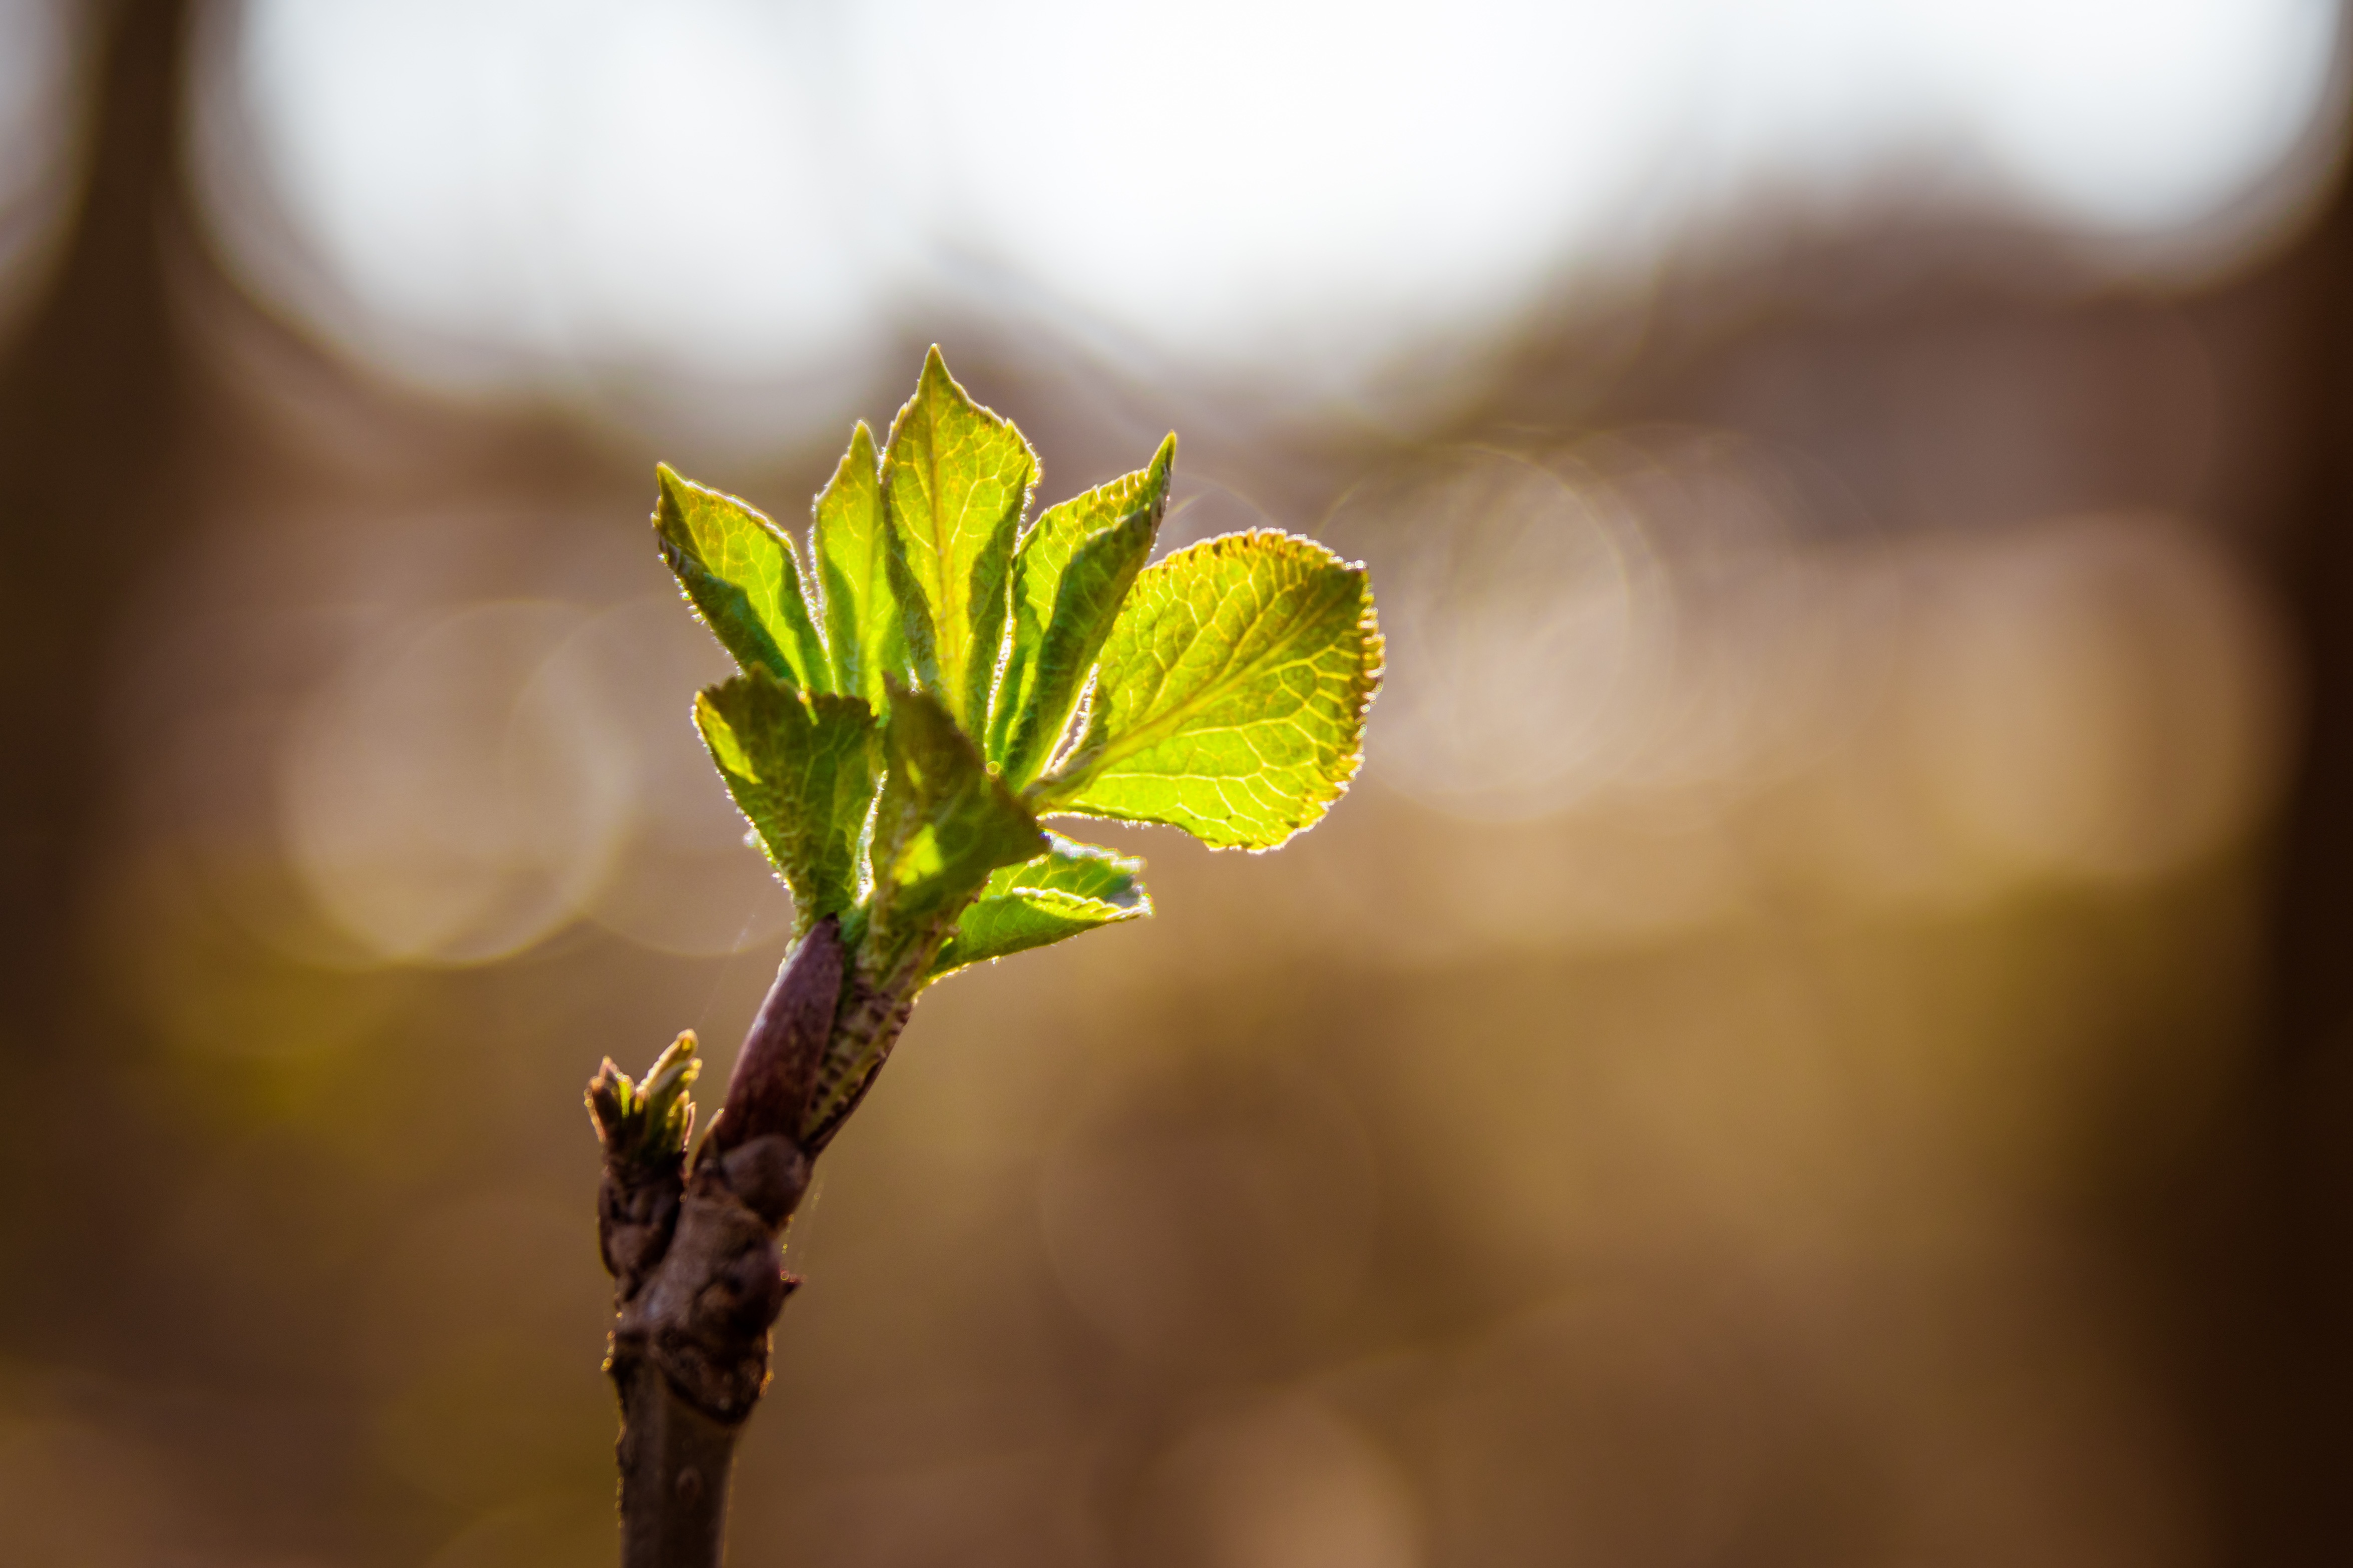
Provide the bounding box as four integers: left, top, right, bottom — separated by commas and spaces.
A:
593, 919, 842, 1568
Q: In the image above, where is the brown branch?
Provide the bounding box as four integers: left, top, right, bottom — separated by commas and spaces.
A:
591, 917, 843, 1568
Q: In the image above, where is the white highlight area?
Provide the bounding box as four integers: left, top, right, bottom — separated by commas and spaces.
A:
227, 0, 888, 388
219, 0, 2343, 406
843, 0, 1698, 386
1905, 0, 2341, 228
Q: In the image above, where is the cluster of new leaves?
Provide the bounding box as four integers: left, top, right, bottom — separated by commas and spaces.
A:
657, 348, 1380, 1054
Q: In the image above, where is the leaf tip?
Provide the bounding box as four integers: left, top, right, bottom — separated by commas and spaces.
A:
654, 460, 703, 510
651, 462, 689, 532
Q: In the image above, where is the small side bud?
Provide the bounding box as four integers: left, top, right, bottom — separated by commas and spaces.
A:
590, 1033, 703, 1291
589, 1032, 702, 1171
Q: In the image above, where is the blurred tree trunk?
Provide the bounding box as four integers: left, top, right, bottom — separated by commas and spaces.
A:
0, 0, 200, 1330
2251, 154, 2353, 1563
0, 0, 192, 1026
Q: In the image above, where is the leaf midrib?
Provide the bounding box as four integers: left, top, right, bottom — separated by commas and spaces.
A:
915, 413, 975, 686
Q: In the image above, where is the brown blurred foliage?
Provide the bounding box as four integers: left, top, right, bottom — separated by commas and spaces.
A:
7, 4, 2353, 1567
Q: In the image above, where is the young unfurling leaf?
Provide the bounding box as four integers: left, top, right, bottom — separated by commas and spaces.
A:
693, 674, 878, 928
930, 835, 1149, 978
989, 434, 1174, 788
881, 347, 1037, 737
812, 421, 904, 709
655, 464, 832, 692
861, 682, 1047, 974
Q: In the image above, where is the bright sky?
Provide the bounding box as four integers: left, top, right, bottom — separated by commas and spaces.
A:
215, 0, 2342, 412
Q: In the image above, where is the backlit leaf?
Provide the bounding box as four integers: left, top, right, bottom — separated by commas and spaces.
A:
812, 421, 904, 708
881, 347, 1037, 734
989, 434, 1175, 787
864, 683, 1046, 967
930, 835, 1148, 977
656, 464, 833, 693
694, 673, 878, 925
1032, 531, 1382, 850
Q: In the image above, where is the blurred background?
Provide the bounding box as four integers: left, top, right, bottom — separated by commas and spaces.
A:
7, 1, 2353, 1563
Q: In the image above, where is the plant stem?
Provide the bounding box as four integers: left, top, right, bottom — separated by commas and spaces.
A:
612, 1349, 741, 1567
593, 920, 844, 1566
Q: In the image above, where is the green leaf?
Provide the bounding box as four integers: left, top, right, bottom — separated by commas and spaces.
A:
1032, 531, 1382, 850
656, 464, 833, 693
930, 835, 1149, 977
881, 347, 1037, 735
989, 434, 1176, 787
864, 683, 1047, 970
811, 421, 904, 709
694, 673, 879, 925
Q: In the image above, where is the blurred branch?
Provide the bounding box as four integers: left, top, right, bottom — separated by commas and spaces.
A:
0, 0, 220, 1376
